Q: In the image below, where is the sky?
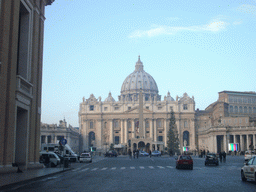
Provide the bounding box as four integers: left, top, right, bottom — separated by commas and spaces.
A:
41, 0, 256, 127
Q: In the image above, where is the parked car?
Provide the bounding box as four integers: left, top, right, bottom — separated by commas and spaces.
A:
151, 150, 161, 157
139, 151, 149, 156
39, 151, 60, 167
241, 156, 256, 182
244, 151, 256, 162
79, 153, 92, 163
205, 153, 219, 166
176, 155, 193, 170
105, 150, 118, 157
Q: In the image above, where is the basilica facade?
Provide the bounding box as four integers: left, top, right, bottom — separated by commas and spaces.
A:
79, 56, 196, 153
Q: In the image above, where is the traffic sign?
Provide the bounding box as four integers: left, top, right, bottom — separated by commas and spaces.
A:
61, 138, 67, 146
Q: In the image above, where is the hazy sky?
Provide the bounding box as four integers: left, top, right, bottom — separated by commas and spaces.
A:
41, 0, 256, 127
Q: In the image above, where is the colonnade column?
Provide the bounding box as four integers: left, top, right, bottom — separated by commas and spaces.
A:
223, 134, 227, 153
150, 119, 153, 139
213, 135, 217, 153
246, 134, 249, 151
132, 119, 135, 138
143, 119, 146, 138
109, 119, 113, 144
234, 135, 237, 144
154, 119, 157, 142
121, 119, 124, 144
240, 135, 244, 151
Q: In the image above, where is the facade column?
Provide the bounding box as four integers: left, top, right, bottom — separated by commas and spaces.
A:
154, 119, 157, 142
121, 119, 124, 144
150, 119, 153, 139
124, 119, 127, 144
246, 134, 249, 151
109, 119, 113, 144
240, 135, 244, 151
132, 119, 135, 138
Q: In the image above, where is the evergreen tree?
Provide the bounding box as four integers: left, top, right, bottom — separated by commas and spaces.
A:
167, 110, 180, 155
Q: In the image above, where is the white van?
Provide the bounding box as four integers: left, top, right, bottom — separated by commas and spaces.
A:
39, 151, 60, 167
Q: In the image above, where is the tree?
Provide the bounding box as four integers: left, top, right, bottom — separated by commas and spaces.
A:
167, 110, 180, 156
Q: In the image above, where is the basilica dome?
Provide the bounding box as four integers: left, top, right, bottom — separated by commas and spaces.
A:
121, 56, 158, 96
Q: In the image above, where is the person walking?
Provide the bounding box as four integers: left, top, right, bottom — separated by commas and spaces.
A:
223, 151, 226, 163
149, 150, 152, 158
136, 149, 139, 159
128, 148, 132, 159
219, 152, 222, 163
133, 149, 136, 159
203, 150, 206, 158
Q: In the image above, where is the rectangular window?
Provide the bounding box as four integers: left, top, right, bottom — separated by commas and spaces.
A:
90, 105, 94, 111
115, 136, 119, 144
90, 121, 94, 129
159, 131, 162, 133
128, 107, 131, 110
146, 131, 149, 133
158, 136, 163, 141
17, 2, 31, 80
115, 107, 119, 110
158, 107, 162, 110
170, 106, 173, 111
47, 136, 51, 143
104, 107, 108, 111
183, 104, 188, 110
41, 136, 45, 144
146, 106, 149, 110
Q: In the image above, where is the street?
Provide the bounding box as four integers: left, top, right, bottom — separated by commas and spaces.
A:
2, 155, 256, 192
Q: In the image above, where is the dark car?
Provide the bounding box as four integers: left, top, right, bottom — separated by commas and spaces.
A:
205, 153, 219, 166
105, 150, 118, 157
176, 155, 193, 170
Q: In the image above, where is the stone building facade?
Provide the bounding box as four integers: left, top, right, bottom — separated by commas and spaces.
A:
79, 56, 196, 153
40, 119, 80, 154
0, 0, 54, 173
197, 91, 256, 153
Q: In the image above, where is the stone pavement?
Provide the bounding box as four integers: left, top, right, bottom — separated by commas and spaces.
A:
0, 155, 104, 189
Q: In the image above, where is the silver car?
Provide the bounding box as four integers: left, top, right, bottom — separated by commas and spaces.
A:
241, 156, 256, 182
79, 153, 92, 163
151, 150, 161, 157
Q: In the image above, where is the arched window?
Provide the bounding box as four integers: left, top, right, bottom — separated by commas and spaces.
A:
145, 121, 149, 128
157, 119, 162, 127
234, 106, 238, 113
183, 131, 189, 146
128, 121, 131, 129
244, 107, 247, 113
249, 107, 252, 113
230, 106, 233, 113
114, 136, 119, 144
239, 106, 243, 113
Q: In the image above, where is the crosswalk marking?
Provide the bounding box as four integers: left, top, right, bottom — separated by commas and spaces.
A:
121, 167, 126, 169
149, 166, 154, 169
101, 167, 107, 170
157, 166, 165, 169
167, 166, 174, 169
111, 167, 116, 170
81, 168, 89, 172
130, 167, 135, 169
139, 166, 145, 169
91, 168, 98, 171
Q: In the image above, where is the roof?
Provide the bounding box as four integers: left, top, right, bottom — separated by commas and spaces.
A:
219, 91, 256, 97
